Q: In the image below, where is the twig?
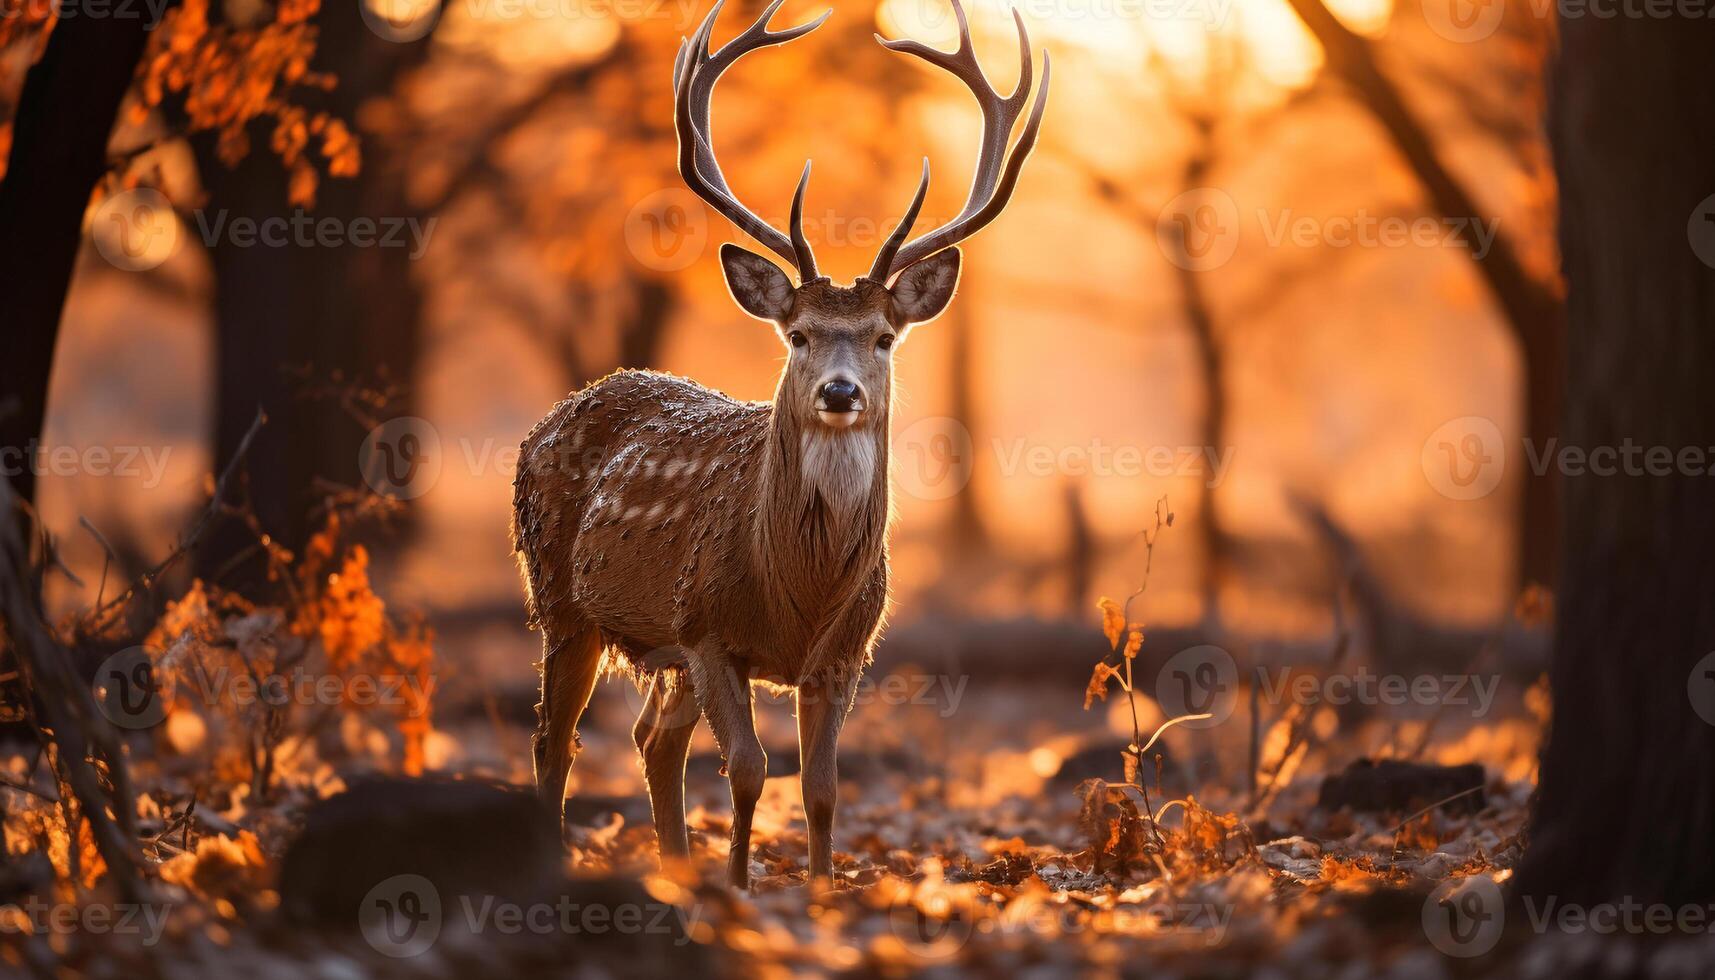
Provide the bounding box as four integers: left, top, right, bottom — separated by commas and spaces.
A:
88, 408, 265, 630
1387, 784, 1488, 868
79, 515, 119, 608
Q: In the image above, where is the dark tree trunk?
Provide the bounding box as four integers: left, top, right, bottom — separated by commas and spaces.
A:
0, 9, 170, 507
1517, 17, 1715, 906
193, 1, 431, 582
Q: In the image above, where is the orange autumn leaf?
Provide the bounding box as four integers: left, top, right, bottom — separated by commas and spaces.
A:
1097, 596, 1125, 650
317, 546, 385, 670
1084, 661, 1123, 710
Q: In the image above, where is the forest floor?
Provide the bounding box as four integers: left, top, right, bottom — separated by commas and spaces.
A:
7, 642, 1584, 979
2, 503, 1703, 978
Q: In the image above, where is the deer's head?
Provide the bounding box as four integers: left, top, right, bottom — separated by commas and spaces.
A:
674, 0, 1049, 433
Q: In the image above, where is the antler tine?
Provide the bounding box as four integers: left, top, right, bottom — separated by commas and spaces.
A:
873, 1, 1050, 280
789, 161, 820, 281
674, 0, 831, 280
867, 158, 931, 283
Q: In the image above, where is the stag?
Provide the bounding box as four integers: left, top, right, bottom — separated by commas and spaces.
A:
512, 0, 1049, 887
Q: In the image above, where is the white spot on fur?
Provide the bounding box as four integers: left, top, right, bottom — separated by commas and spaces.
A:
800, 428, 876, 518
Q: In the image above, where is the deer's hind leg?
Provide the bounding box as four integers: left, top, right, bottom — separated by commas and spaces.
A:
686, 649, 765, 888
632, 671, 698, 860
533, 612, 604, 814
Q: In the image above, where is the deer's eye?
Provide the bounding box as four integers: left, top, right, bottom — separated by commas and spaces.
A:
876, 334, 896, 352
788, 331, 808, 349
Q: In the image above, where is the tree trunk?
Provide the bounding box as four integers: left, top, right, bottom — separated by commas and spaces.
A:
1171, 120, 1228, 624
0, 9, 169, 507
1517, 16, 1715, 906
193, 1, 431, 583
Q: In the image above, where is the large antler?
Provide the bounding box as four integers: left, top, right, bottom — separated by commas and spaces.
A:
675, 0, 830, 282
867, 0, 1050, 283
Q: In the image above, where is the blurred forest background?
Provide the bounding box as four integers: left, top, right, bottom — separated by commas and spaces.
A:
8, 0, 1558, 688
36, 0, 1715, 972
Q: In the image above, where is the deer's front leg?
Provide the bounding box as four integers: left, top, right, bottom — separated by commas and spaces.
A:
687, 648, 765, 888
797, 668, 857, 884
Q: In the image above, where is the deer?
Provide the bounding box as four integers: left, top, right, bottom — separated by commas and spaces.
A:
510, 0, 1048, 888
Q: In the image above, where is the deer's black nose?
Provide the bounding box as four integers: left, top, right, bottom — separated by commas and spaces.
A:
819, 380, 861, 413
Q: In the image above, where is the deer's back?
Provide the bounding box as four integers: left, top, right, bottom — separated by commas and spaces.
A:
512, 370, 769, 660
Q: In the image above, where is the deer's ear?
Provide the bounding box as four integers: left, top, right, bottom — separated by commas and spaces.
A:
888, 248, 961, 325
721, 244, 795, 322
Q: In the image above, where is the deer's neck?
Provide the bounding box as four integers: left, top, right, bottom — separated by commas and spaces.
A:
755, 397, 890, 605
